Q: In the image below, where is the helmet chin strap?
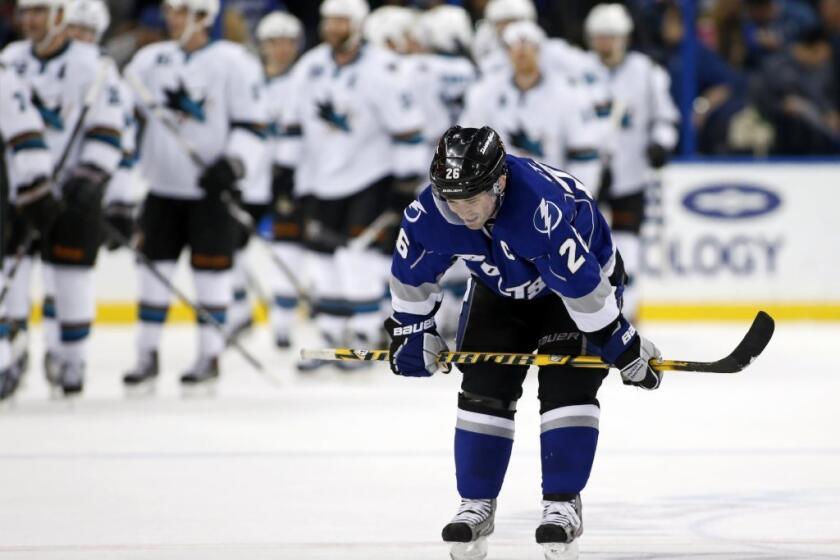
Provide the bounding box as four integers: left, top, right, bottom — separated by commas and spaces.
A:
179, 11, 208, 47
36, 6, 66, 53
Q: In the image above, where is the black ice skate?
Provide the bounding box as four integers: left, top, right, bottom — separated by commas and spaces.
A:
58, 360, 84, 396
180, 356, 219, 385
536, 495, 583, 560
0, 364, 23, 401
442, 498, 496, 560
123, 351, 159, 388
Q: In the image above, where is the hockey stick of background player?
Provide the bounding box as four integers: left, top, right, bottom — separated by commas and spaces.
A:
124, 73, 311, 304
0, 58, 111, 308
304, 209, 400, 253
302, 311, 775, 375
101, 221, 271, 378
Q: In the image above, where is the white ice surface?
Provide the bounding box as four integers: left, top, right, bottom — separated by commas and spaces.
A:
1, 321, 839, 559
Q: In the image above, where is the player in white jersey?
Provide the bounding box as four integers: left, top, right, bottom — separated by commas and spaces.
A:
584, 4, 679, 321
0, 64, 57, 400
476, 0, 612, 124
461, 21, 602, 189
1, 0, 124, 395
251, 10, 304, 349
287, 0, 426, 371
122, 0, 268, 387
36, 0, 140, 384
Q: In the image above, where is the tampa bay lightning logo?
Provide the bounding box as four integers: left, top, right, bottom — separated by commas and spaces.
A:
533, 198, 562, 237
31, 90, 64, 131
510, 127, 544, 158
163, 81, 206, 122
316, 98, 351, 132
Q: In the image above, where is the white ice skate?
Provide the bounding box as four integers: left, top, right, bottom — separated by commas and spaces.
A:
441, 498, 496, 560
535, 496, 583, 560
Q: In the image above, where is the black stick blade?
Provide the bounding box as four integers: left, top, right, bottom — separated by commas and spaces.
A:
658, 311, 775, 373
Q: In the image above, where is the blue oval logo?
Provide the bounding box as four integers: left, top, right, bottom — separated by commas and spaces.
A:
682, 184, 782, 220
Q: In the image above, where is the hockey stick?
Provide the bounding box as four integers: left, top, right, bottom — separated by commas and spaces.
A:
301, 311, 775, 374
102, 221, 270, 377
0, 58, 111, 308
304, 209, 399, 253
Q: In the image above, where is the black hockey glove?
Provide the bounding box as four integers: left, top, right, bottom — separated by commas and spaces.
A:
272, 165, 296, 215
103, 202, 136, 250
646, 143, 669, 169
588, 315, 663, 390
16, 177, 60, 236
199, 157, 244, 198
388, 176, 420, 213
385, 313, 451, 377
63, 164, 108, 209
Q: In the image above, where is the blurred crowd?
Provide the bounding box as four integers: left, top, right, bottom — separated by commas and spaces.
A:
1, 0, 838, 154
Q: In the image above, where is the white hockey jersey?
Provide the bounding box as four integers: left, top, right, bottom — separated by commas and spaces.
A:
460, 71, 602, 190
479, 38, 611, 113
591, 52, 679, 196
239, 68, 298, 204
124, 40, 268, 200
409, 53, 477, 152
0, 40, 124, 186
103, 73, 141, 207
286, 44, 426, 199
0, 63, 53, 201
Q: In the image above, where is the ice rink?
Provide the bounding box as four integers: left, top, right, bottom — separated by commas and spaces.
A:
1, 320, 839, 560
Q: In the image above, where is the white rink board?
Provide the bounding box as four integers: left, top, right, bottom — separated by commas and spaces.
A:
0, 321, 839, 559
641, 162, 840, 303
77, 162, 840, 311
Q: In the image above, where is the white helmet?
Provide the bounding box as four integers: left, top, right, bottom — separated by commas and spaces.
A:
363, 6, 415, 53
164, 0, 219, 44
257, 11, 302, 41
320, 0, 369, 28
484, 0, 536, 24
502, 20, 545, 48
584, 3, 633, 37
425, 5, 473, 55
321, 0, 369, 50
65, 0, 110, 41
17, 0, 68, 49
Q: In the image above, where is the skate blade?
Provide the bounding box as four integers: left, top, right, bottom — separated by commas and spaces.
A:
124, 380, 157, 399
542, 539, 579, 560
180, 380, 219, 399
449, 537, 488, 560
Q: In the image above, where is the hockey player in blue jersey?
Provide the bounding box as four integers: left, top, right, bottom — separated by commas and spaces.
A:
385, 126, 663, 560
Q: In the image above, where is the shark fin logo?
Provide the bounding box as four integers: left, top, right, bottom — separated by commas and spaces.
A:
510, 127, 544, 158
316, 98, 351, 132
163, 81, 206, 122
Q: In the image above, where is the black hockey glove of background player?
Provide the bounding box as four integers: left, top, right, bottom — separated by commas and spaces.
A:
16, 176, 60, 236
272, 165, 295, 215
646, 143, 669, 169
199, 157, 244, 198
385, 312, 451, 377
103, 202, 136, 251
590, 315, 663, 390
63, 163, 108, 209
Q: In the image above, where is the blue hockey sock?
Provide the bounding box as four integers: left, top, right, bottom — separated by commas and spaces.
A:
540, 404, 600, 496
455, 408, 515, 499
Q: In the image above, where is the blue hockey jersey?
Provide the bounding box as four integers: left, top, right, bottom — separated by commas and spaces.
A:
390, 154, 621, 333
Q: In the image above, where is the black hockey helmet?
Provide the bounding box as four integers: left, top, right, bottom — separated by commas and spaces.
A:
430, 126, 507, 200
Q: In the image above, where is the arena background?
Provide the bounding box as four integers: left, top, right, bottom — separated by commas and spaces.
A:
3, 0, 839, 322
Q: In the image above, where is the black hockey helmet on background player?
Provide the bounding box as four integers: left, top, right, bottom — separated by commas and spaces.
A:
430, 126, 507, 201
